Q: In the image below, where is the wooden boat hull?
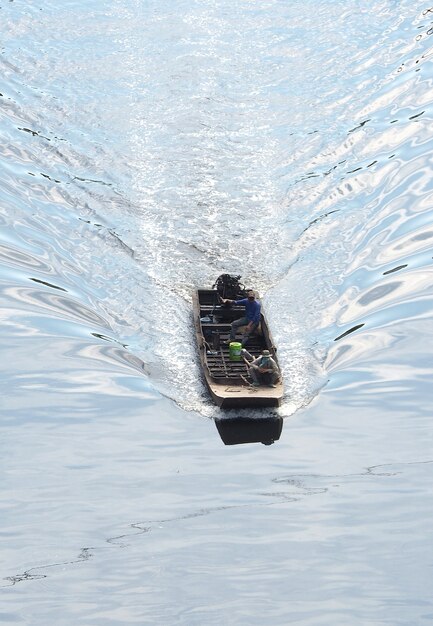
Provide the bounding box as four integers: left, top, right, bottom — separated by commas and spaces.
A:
193, 288, 284, 409
207, 379, 282, 409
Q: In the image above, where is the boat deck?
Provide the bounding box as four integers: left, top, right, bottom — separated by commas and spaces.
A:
200, 324, 267, 382
194, 288, 283, 407
197, 289, 273, 384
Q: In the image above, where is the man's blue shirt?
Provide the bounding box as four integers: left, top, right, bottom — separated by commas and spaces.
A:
235, 298, 261, 324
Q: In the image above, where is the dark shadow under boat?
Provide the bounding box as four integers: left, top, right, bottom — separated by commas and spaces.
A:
215, 416, 283, 446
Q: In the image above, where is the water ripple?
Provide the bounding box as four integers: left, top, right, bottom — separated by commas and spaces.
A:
1, 2, 433, 621
2, 458, 431, 592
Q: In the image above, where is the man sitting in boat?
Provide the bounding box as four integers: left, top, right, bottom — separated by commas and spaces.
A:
221, 290, 261, 347
242, 349, 280, 387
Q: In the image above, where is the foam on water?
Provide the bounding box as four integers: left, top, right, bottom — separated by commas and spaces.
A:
2, 1, 433, 418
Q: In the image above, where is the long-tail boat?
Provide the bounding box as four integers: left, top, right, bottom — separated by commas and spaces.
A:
193, 275, 284, 408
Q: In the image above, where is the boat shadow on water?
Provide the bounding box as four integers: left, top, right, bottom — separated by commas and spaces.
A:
215, 415, 283, 446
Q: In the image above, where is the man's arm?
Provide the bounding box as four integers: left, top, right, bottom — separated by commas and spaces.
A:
220, 298, 247, 306
258, 357, 280, 374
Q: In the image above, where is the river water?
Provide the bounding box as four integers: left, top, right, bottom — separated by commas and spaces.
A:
1, 1, 433, 624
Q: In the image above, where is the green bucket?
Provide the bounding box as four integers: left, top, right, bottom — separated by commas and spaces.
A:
229, 342, 242, 361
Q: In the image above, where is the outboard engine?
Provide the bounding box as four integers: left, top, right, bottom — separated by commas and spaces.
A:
212, 274, 247, 300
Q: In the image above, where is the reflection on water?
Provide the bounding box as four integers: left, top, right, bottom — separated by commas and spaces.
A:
215, 416, 283, 446
1, 0, 433, 623
2, 449, 432, 625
